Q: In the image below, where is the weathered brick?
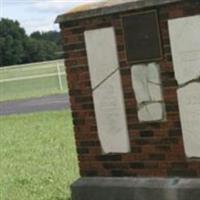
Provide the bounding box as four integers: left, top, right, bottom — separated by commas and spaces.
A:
60, 0, 200, 177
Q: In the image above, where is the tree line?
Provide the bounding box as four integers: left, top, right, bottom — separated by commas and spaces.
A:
0, 18, 63, 67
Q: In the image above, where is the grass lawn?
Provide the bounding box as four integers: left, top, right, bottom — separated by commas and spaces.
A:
0, 110, 79, 200
0, 60, 68, 102
0, 75, 67, 102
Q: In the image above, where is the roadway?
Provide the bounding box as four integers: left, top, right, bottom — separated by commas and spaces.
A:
0, 94, 69, 116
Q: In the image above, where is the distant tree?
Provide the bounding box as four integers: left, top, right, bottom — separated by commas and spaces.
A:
31, 31, 61, 45
31, 30, 62, 56
0, 18, 63, 67
24, 37, 58, 63
0, 18, 26, 66
30, 31, 41, 40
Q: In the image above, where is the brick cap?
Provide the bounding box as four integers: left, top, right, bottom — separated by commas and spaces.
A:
55, 0, 182, 23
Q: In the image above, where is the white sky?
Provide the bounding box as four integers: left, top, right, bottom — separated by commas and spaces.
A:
0, 0, 100, 35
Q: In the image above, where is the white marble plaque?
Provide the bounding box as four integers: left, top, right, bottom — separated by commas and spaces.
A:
84, 27, 130, 154
169, 15, 200, 158
138, 103, 164, 122
177, 83, 200, 158
84, 27, 120, 89
168, 15, 200, 85
131, 63, 165, 122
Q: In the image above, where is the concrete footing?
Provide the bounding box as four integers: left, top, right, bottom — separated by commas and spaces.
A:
71, 177, 200, 200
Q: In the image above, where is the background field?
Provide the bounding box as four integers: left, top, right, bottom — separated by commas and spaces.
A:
0, 60, 68, 102
0, 110, 79, 200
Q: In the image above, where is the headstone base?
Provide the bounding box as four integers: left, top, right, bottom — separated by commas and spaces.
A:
71, 177, 200, 200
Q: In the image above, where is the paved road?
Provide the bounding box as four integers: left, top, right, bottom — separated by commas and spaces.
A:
0, 94, 69, 116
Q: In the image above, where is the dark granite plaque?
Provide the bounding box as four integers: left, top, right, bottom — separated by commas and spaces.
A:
122, 10, 162, 63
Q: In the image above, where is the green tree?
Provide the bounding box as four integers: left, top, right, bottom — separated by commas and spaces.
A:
0, 18, 63, 67
31, 31, 61, 46
0, 18, 26, 66
24, 38, 58, 62
31, 30, 62, 58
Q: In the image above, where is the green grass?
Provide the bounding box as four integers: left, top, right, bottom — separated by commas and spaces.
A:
0, 111, 79, 200
0, 75, 67, 102
0, 63, 59, 79
0, 60, 68, 102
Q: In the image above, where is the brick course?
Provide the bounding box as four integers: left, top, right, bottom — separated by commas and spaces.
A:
60, 1, 200, 177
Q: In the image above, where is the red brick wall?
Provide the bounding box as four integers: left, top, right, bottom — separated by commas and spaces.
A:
60, 1, 200, 177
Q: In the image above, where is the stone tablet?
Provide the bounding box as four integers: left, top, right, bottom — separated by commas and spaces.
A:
168, 15, 200, 85
177, 83, 200, 158
84, 27, 130, 154
131, 62, 165, 122
138, 102, 165, 122
169, 15, 200, 158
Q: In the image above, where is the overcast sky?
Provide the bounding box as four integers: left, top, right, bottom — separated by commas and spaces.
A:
1, 0, 100, 35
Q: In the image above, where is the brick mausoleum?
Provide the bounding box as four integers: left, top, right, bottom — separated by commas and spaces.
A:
56, 0, 200, 199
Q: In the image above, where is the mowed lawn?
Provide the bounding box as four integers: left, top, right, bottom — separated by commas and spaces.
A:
0, 111, 79, 200
0, 60, 68, 102
0, 75, 67, 102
